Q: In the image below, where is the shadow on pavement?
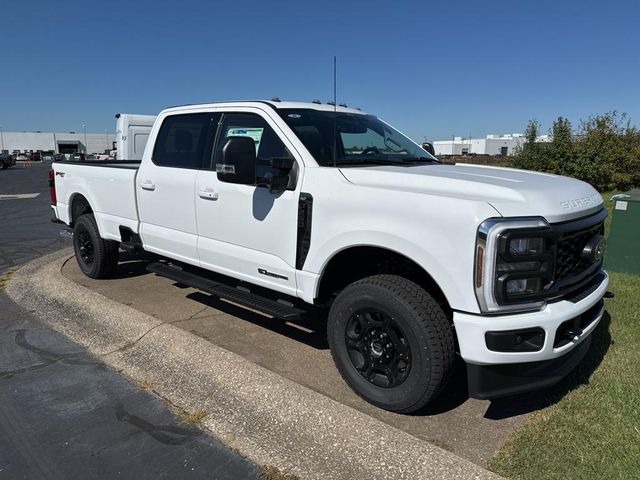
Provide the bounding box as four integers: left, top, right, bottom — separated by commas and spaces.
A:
187, 291, 330, 350
109, 253, 613, 420
107, 251, 159, 279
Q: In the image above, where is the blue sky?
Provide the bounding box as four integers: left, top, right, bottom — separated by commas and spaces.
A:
1, 0, 638, 141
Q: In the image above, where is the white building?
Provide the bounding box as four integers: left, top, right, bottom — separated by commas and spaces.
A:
0, 131, 116, 155
432, 134, 551, 156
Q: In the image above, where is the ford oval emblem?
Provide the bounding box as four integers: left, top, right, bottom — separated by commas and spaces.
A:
582, 234, 606, 263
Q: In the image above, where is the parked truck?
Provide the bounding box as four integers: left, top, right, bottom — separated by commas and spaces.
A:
50, 100, 610, 412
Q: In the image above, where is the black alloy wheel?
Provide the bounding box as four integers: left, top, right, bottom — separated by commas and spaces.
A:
76, 227, 95, 267
345, 309, 412, 388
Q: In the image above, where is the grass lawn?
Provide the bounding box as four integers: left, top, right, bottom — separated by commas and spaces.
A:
490, 194, 640, 479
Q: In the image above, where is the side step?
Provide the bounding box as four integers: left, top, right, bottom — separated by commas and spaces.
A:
146, 262, 304, 320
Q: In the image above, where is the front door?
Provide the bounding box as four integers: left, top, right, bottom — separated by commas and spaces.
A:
195, 109, 300, 295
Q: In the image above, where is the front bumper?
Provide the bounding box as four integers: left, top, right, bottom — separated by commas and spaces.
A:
467, 333, 592, 399
454, 270, 608, 399
453, 270, 608, 365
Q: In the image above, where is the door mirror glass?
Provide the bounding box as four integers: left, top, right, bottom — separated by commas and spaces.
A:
218, 136, 257, 184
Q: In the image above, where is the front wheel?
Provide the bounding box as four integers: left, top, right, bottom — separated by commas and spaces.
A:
327, 275, 455, 413
73, 214, 119, 279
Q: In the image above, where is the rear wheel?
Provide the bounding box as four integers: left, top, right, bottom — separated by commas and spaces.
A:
73, 214, 119, 278
327, 274, 455, 413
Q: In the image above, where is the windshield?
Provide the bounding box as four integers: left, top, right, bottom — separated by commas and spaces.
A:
277, 108, 438, 167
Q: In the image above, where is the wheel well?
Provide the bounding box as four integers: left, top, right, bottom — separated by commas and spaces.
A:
70, 194, 93, 226
316, 246, 450, 312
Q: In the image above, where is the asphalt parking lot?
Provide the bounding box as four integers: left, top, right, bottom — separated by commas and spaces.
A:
0, 161, 70, 273
65, 250, 534, 467
0, 162, 260, 479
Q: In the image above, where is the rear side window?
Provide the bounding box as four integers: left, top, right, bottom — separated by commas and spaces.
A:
153, 113, 215, 169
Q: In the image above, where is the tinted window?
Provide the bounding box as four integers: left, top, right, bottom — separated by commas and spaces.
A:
153, 113, 215, 169
214, 113, 293, 181
277, 109, 438, 167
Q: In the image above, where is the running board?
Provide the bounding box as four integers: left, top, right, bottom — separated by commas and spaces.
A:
146, 262, 304, 320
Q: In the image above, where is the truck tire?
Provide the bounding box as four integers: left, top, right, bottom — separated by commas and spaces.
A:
327, 274, 455, 413
73, 214, 119, 279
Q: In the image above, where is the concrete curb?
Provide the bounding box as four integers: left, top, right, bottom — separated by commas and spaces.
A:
6, 249, 501, 480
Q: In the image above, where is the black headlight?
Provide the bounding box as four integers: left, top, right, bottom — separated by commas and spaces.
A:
495, 231, 555, 304
475, 218, 555, 313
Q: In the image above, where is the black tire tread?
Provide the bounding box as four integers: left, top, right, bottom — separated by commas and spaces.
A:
328, 274, 455, 413
74, 214, 119, 279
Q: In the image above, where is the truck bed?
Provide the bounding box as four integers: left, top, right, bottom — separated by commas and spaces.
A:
52, 160, 140, 242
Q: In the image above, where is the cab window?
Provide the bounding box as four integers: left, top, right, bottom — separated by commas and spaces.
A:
213, 113, 294, 181
153, 113, 217, 169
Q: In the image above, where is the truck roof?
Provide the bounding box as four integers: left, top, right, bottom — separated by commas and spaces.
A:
162, 100, 368, 116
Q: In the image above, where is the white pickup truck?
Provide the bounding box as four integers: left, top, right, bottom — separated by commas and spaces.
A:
50, 100, 610, 412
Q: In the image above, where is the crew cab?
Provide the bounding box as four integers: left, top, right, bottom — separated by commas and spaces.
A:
50, 100, 610, 412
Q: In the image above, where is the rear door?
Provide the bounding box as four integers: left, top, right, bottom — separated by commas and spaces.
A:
137, 112, 218, 266
195, 108, 301, 295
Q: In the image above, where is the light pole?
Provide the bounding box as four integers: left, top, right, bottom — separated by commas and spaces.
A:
104, 129, 108, 153
82, 124, 87, 153
0, 125, 4, 153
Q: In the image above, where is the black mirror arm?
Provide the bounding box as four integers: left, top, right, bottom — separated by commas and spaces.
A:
266, 157, 295, 170
257, 175, 290, 193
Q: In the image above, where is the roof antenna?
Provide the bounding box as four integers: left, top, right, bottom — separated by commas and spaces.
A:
333, 55, 337, 168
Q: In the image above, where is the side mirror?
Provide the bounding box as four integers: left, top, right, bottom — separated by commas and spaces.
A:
217, 136, 257, 185
256, 157, 295, 193
421, 142, 435, 156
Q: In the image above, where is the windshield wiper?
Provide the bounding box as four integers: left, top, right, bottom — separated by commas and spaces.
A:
335, 157, 438, 167
334, 158, 408, 166
401, 157, 440, 164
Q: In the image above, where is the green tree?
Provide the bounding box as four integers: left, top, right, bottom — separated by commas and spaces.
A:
549, 117, 573, 175
511, 111, 640, 191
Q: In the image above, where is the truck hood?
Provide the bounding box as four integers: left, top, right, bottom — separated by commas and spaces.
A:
339, 163, 603, 223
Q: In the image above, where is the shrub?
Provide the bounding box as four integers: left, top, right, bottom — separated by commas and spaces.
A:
512, 112, 640, 191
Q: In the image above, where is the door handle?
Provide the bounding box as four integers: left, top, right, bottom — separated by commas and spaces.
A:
140, 180, 156, 191
197, 188, 219, 200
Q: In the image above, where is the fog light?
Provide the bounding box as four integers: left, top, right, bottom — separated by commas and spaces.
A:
486, 328, 545, 352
